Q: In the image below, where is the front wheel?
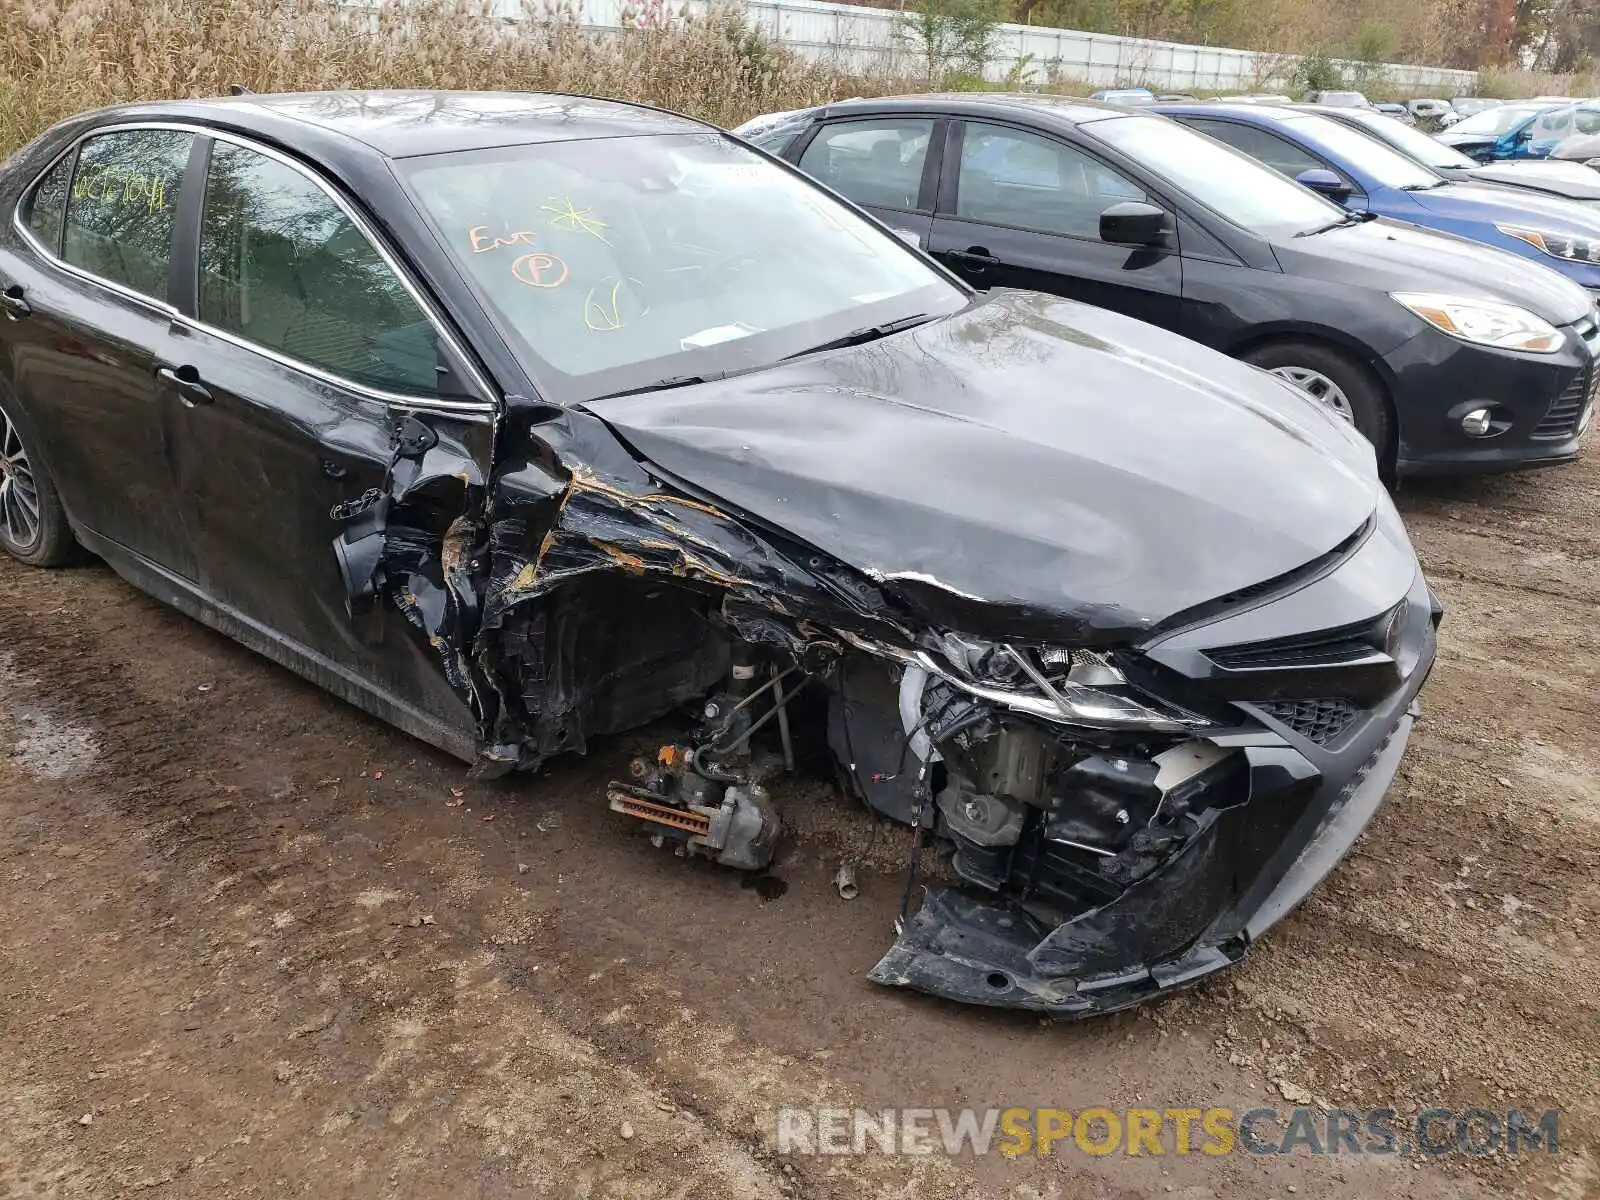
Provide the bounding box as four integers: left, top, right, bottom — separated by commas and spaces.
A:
0, 397, 78, 567
1241, 340, 1393, 456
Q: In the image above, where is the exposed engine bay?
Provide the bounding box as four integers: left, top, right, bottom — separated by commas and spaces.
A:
602, 623, 1235, 913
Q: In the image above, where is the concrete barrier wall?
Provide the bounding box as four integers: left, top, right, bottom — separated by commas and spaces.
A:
561, 0, 1479, 92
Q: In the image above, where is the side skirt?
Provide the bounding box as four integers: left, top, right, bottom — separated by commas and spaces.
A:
73, 526, 480, 765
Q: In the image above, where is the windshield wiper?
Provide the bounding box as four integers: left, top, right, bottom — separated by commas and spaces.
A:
780, 313, 936, 359
1295, 211, 1370, 237
584, 369, 743, 403
1400, 180, 1449, 191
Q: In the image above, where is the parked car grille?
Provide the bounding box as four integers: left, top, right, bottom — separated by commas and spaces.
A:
1255, 698, 1362, 745
1532, 366, 1596, 440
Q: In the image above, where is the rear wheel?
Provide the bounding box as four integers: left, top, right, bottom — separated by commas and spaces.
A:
1241, 340, 1393, 457
0, 398, 78, 567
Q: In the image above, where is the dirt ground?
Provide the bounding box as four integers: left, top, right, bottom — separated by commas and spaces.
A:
0, 448, 1596, 1200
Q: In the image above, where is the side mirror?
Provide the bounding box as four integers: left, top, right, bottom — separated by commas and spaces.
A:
1514, 128, 1535, 144
1295, 168, 1353, 201
1099, 200, 1171, 246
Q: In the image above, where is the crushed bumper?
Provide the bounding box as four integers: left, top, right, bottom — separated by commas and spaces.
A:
868, 707, 1417, 1017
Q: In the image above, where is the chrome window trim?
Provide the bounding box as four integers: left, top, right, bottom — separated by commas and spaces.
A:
11, 119, 499, 417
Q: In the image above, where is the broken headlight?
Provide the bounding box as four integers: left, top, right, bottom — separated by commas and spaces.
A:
921, 634, 1201, 733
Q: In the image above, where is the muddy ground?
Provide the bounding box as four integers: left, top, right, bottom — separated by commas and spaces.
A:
0, 447, 1596, 1200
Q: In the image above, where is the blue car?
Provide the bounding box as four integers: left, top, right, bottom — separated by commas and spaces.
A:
1436, 100, 1600, 162
1158, 102, 1600, 295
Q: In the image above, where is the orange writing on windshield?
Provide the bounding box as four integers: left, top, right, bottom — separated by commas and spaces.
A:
469, 226, 540, 254
511, 252, 570, 289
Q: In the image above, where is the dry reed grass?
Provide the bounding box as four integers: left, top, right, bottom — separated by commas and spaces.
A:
0, 0, 889, 155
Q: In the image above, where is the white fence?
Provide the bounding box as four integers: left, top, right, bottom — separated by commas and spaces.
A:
560, 0, 1479, 93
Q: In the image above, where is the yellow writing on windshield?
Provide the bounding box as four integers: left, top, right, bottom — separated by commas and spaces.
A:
543, 196, 611, 245
583, 276, 647, 331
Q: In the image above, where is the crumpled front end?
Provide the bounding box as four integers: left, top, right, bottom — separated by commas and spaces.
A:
860, 507, 1440, 1015
362, 389, 1437, 1018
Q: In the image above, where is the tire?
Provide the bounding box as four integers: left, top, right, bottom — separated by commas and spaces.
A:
0, 395, 79, 567
1240, 339, 1393, 458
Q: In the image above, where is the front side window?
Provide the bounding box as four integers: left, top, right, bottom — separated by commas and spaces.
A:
22, 151, 74, 255
955, 123, 1149, 239
1284, 115, 1441, 189
62, 130, 194, 300
1344, 114, 1476, 170
797, 119, 935, 212
1181, 119, 1326, 180
1450, 105, 1546, 137
1533, 109, 1575, 139
198, 141, 440, 397
1090, 115, 1344, 237
403, 133, 962, 404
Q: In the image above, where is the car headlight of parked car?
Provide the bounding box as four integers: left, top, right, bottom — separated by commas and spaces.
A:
915, 633, 1203, 733
1391, 291, 1566, 353
1496, 224, 1600, 265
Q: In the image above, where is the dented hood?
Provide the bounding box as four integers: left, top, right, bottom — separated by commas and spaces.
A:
583, 291, 1380, 643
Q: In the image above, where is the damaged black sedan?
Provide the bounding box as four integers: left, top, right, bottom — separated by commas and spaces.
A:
0, 91, 1439, 1015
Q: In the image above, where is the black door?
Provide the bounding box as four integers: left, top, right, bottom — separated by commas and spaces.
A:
928, 120, 1183, 329
0, 128, 200, 579
790, 116, 939, 250
161, 135, 496, 746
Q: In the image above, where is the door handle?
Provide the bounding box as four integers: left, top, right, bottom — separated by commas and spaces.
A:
156, 364, 213, 407
1, 286, 30, 320
949, 247, 1000, 271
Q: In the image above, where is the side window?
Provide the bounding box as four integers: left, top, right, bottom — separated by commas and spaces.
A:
797, 119, 934, 212
750, 124, 804, 156
1183, 120, 1326, 180
198, 141, 440, 397
1574, 110, 1600, 136
22, 150, 75, 255
62, 130, 194, 299
955, 123, 1149, 240
1533, 110, 1572, 139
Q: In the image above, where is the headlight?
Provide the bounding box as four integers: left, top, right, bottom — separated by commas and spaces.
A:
1390, 292, 1565, 353
921, 634, 1200, 732
1497, 224, 1600, 264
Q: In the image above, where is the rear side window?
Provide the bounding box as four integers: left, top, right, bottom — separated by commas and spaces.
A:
22, 151, 74, 255
62, 129, 194, 300
798, 119, 934, 212
197, 141, 441, 397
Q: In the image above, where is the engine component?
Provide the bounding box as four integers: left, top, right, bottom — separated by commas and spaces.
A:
938, 789, 1025, 847
608, 773, 780, 871
1043, 753, 1163, 854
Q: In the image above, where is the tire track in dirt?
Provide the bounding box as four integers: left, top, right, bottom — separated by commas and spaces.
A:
0, 580, 984, 1200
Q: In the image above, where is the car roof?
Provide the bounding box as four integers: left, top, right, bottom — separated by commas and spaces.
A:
1153, 101, 1311, 125
65, 90, 708, 158
821, 93, 1132, 127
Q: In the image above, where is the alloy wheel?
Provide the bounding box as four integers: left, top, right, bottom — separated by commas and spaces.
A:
0, 403, 41, 551
1269, 366, 1356, 423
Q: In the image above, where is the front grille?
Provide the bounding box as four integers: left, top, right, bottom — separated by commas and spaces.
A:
1210, 635, 1377, 671
1532, 367, 1594, 440
1256, 698, 1361, 745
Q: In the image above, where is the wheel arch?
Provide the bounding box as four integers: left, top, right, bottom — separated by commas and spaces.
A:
1226, 326, 1400, 467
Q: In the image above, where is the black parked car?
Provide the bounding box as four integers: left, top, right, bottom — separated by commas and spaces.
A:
739, 94, 1599, 475
0, 91, 1439, 1016
1300, 103, 1600, 205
